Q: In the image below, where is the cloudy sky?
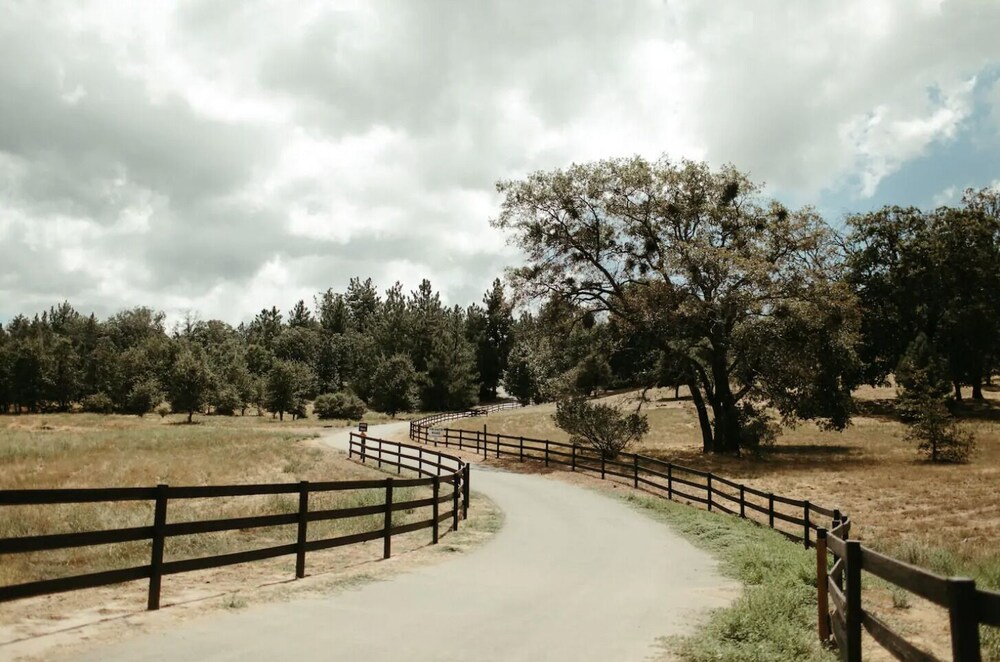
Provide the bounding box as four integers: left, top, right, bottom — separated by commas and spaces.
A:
2, 1, 999, 325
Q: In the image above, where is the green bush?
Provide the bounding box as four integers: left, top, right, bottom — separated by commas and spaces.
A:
81, 392, 115, 414
214, 387, 242, 416
126, 379, 163, 417
313, 391, 366, 420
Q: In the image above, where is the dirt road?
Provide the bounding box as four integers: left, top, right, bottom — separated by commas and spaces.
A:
79, 422, 732, 661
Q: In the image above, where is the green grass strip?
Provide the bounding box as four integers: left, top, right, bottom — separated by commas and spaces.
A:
616, 491, 834, 662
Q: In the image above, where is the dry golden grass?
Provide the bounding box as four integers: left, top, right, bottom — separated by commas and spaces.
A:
0, 413, 430, 589
452, 386, 1000, 577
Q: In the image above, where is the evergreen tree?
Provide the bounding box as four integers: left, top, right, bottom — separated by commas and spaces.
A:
896, 333, 975, 462
476, 279, 513, 400
370, 354, 417, 417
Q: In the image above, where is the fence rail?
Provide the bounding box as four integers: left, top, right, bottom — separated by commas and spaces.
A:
0, 436, 469, 611
409, 409, 1000, 661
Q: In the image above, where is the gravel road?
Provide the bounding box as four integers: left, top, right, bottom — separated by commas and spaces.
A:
80, 422, 732, 661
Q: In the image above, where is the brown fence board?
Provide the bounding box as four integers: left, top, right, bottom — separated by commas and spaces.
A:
978, 589, 1000, 626
826, 534, 847, 558
306, 528, 387, 553
0, 487, 157, 505
307, 503, 386, 523
861, 548, 950, 606
0, 526, 153, 554
861, 610, 941, 662
165, 513, 297, 537
0, 565, 151, 602
162, 543, 298, 575
389, 518, 435, 537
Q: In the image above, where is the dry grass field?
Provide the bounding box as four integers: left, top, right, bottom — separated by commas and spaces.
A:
0, 411, 503, 659
452, 386, 1000, 584
0, 412, 430, 591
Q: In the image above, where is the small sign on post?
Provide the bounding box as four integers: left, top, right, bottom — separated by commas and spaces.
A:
358, 422, 368, 434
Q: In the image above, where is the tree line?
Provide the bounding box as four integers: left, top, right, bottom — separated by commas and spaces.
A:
0, 278, 516, 421
3, 156, 997, 462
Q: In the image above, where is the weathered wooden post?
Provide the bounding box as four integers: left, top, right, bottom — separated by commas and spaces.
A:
707, 474, 713, 511
432, 476, 440, 544
383, 478, 394, 559
295, 481, 309, 579
739, 484, 746, 518
462, 464, 470, 520
452, 475, 460, 531
633, 456, 639, 488
803, 501, 811, 548
147, 484, 168, 611
845, 540, 863, 662
815, 528, 830, 643
768, 493, 775, 529
947, 577, 980, 661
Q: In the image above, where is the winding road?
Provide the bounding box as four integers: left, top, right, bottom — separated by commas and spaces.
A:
79, 422, 732, 661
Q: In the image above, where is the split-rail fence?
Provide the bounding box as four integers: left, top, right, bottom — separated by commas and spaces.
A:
409, 405, 1000, 662
0, 436, 468, 611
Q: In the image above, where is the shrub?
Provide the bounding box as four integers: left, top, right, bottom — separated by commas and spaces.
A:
214, 387, 242, 416
81, 392, 115, 414
313, 391, 366, 420
896, 333, 976, 462
126, 379, 163, 417
155, 402, 171, 418
553, 396, 649, 458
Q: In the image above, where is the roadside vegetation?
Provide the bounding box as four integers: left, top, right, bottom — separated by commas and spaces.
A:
617, 492, 833, 661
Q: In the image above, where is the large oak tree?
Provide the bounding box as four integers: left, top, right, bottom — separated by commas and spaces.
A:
494, 156, 861, 455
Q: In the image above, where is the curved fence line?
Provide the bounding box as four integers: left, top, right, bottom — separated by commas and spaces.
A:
410, 410, 1000, 662
0, 438, 468, 611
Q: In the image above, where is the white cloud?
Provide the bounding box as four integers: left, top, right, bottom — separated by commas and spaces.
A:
1, 0, 998, 323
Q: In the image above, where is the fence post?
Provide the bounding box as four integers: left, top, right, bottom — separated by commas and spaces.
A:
831, 518, 844, 591
396, 441, 402, 475
845, 540, 863, 662
147, 484, 168, 611
816, 528, 830, 643
418, 447, 423, 474
495, 433, 500, 459
462, 464, 470, 520
571, 444, 576, 471
432, 475, 440, 544
483, 432, 488, 460
296, 480, 309, 579
383, 478, 394, 559
947, 577, 980, 661
544, 441, 549, 467
707, 474, 713, 511
520, 436, 524, 462
361, 435, 367, 464
768, 493, 775, 529
739, 485, 745, 518
452, 475, 460, 531
803, 501, 811, 548
348, 435, 353, 459
601, 454, 606, 479
667, 463, 673, 499
633, 456, 639, 488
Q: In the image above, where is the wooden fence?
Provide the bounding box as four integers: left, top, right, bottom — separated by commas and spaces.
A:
0, 436, 468, 611
410, 410, 1000, 662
